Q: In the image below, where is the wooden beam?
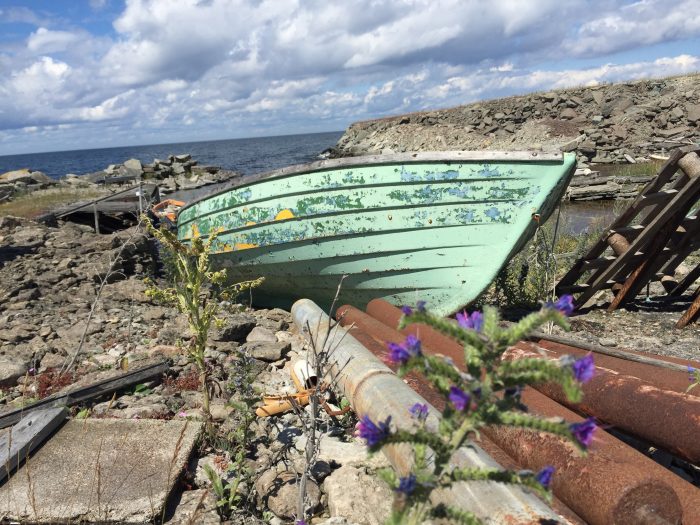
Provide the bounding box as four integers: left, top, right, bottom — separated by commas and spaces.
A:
670, 263, 700, 296
0, 360, 169, 430
676, 287, 700, 328
0, 408, 67, 481
574, 173, 700, 306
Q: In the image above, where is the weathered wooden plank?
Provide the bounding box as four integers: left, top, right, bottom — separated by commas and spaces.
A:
670, 263, 700, 296
574, 173, 700, 306
676, 288, 700, 328
0, 360, 169, 430
555, 148, 696, 292
0, 407, 67, 481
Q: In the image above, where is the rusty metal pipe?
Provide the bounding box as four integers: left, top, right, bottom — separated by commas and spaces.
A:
532, 339, 699, 396
291, 298, 567, 524
364, 299, 695, 524
487, 388, 689, 525
503, 344, 700, 465
336, 305, 587, 524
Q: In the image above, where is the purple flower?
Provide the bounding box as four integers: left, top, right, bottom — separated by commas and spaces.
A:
456, 310, 483, 331
689, 366, 697, 383
448, 386, 471, 412
387, 334, 422, 364
401, 301, 426, 316
355, 415, 391, 447
570, 418, 597, 448
572, 354, 595, 383
396, 474, 417, 495
535, 465, 555, 488
409, 403, 428, 421
295, 520, 307, 525
546, 295, 575, 316
505, 385, 523, 398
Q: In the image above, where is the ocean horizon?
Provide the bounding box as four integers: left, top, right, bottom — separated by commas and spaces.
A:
0, 131, 343, 180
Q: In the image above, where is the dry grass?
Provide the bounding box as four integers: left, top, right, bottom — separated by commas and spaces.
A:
0, 186, 107, 218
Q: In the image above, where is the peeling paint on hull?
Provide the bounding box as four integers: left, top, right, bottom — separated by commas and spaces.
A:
177, 153, 576, 316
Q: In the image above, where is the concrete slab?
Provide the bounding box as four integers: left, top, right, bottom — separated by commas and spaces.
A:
0, 418, 202, 524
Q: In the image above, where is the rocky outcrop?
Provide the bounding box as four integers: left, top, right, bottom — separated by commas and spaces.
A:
331, 74, 700, 167
0, 154, 242, 205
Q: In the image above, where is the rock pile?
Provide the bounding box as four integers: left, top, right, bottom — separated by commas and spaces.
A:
331, 74, 700, 166
0, 154, 242, 205
0, 169, 56, 203
80, 153, 241, 192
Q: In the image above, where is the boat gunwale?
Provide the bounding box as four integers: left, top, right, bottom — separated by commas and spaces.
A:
177, 150, 566, 217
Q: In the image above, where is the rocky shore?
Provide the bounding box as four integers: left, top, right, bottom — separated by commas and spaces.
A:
329, 74, 700, 200
0, 216, 394, 524
0, 153, 242, 207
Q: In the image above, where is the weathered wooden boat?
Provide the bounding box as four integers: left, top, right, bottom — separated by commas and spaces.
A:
177, 151, 576, 316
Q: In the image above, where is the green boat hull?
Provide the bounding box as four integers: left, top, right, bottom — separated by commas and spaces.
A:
177, 151, 576, 316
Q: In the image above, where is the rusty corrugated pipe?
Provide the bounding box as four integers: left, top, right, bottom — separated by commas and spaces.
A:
291, 298, 568, 524
364, 299, 695, 524
503, 344, 700, 464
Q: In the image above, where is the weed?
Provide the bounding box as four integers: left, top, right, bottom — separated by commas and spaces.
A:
359, 299, 596, 524
143, 216, 263, 433
35, 369, 76, 399
163, 369, 202, 392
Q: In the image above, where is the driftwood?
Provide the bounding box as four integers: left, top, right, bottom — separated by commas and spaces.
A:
0, 360, 169, 430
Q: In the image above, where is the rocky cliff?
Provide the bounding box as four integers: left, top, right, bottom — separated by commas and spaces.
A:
331, 74, 700, 166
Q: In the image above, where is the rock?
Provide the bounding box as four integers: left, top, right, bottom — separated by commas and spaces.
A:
121, 158, 143, 177
255, 470, 320, 520
214, 314, 256, 342
559, 108, 577, 120
246, 326, 277, 343
0, 357, 27, 387
295, 435, 390, 469
686, 104, 700, 123
0, 169, 32, 184
245, 341, 291, 362
40, 352, 65, 371
165, 489, 220, 524
29, 171, 53, 184
324, 465, 393, 525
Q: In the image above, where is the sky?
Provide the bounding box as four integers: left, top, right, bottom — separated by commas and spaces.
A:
0, 0, 699, 155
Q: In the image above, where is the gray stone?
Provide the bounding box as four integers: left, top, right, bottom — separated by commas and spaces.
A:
246, 325, 277, 343
324, 465, 393, 525
0, 357, 27, 387
294, 435, 390, 469
245, 341, 291, 362
686, 104, 700, 123
560, 108, 577, 120
122, 158, 143, 175
256, 470, 320, 520
165, 489, 220, 524
214, 314, 256, 342
0, 419, 202, 524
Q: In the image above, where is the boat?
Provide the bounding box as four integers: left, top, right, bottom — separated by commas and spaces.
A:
177, 151, 576, 316
151, 198, 186, 226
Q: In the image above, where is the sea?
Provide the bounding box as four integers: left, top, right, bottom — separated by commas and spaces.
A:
0, 131, 344, 180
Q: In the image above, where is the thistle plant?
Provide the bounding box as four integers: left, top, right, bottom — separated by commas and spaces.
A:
356, 296, 597, 525
143, 216, 263, 429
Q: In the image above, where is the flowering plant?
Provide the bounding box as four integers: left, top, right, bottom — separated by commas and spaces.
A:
356, 297, 596, 524
688, 366, 700, 393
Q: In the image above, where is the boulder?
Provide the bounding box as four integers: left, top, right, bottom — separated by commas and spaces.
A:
0, 169, 32, 184
0, 356, 28, 388
244, 341, 291, 362
255, 470, 321, 520
324, 465, 393, 525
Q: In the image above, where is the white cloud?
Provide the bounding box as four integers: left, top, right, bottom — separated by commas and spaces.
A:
0, 0, 700, 154
27, 28, 82, 54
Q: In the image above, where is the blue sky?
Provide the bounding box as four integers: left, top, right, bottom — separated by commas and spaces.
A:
0, 0, 699, 155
